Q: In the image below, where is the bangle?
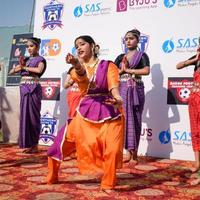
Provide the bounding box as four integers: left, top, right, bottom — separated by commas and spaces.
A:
114, 95, 123, 103
75, 67, 86, 76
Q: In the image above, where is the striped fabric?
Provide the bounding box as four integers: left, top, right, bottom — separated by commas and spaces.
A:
120, 81, 145, 150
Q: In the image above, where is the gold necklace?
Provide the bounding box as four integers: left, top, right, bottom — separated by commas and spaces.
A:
84, 59, 99, 68
85, 59, 99, 79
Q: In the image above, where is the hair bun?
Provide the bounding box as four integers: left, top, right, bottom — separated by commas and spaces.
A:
28, 37, 41, 46
131, 29, 140, 37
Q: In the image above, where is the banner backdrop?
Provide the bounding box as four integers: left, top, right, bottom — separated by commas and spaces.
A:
34, 0, 200, 161
6, 33, 33, 86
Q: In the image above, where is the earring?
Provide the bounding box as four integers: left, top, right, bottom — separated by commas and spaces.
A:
94, 45, 100, 55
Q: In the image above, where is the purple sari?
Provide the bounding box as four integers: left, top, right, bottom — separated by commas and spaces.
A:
47, 60, 121, 160
19, 56, 46, 148
119, 51, 145, 150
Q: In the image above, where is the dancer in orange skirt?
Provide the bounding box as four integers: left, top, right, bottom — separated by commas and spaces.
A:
48, 68, 82, 160
47, 35, 124, 192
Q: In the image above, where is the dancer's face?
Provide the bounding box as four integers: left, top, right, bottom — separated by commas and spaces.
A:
75, 38, 94, 62
124, 32, 138, 51
27, 41, 38, 56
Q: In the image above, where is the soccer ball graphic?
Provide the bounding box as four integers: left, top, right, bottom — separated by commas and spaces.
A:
48, 12, 58, 21
41, 125, 52, 135
45, 86, 53, 97
178, 88, 190, 100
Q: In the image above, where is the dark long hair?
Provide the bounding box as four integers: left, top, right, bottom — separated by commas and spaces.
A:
74, 35, 99, 57
28, 37, 41, 47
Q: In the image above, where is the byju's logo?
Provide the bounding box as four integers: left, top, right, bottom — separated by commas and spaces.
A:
159, 129, 171, 144
116, 0, 128, 12
74, 6, 83, 17
162, 39, 175, 53
42, 0, 64, 30
164, 0, 176, 8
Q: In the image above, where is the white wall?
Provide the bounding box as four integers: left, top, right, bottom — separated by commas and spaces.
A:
33, 0, 200, 161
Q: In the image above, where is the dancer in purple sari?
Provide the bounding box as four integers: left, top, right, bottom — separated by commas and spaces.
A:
9, 37, 46, 153
115, 29, 150, 164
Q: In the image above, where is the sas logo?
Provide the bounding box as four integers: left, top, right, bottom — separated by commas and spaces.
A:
73, 3, 111, 17
74, 6, 83, 17
122, 33, 149, 53
42, 0, 64, 30
159, 129, 192, 146
74, 3, 101, 17
173, 130, 191, 141
71, 46, 77, 56
173, 130, 192, 146
159, 129, 171, 144
164, 0, 200, 9
162, 37, 199, 53
164, 0, 176, 8
40, 39, 61, 56
39, 111, 57, 145
162, 39, 175, 53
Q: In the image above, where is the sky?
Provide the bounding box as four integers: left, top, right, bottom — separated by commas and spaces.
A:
0, 0, 34, 27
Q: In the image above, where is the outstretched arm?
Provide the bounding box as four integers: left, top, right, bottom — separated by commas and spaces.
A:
176, 52, 199, 69
8, 64, 22, 75
65, 53, 85, 76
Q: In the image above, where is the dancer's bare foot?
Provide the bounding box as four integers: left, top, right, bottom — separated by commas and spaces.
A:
190, 178, 200, 186
190, 164, 200, 173
131, 151, 138, 165
129, 158, 138, 166
25, 146, 39, 154
123, 151, 132, 163
47, 175, 58, 185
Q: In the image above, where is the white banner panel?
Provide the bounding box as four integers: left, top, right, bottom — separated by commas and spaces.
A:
34, 0, 200, 161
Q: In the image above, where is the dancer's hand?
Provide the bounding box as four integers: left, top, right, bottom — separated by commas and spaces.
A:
65, 53, 80, 67
121, 56, 129, 72
104, 96, 123, 110
19, 56, 26, 66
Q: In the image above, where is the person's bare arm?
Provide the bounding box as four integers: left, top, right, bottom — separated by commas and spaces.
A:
176, 52, 199, 70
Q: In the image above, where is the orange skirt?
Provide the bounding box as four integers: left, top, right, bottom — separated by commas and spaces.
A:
66, 91, 82, 119
65, 114, 124, 189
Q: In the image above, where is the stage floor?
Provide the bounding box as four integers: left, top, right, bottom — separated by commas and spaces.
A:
0, 144, 200, 200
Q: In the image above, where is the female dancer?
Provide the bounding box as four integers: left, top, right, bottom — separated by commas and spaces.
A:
115, 29, 150, 164
9, 37, 46, 153
176, 42, 200, 184
47, 35, 124, 193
